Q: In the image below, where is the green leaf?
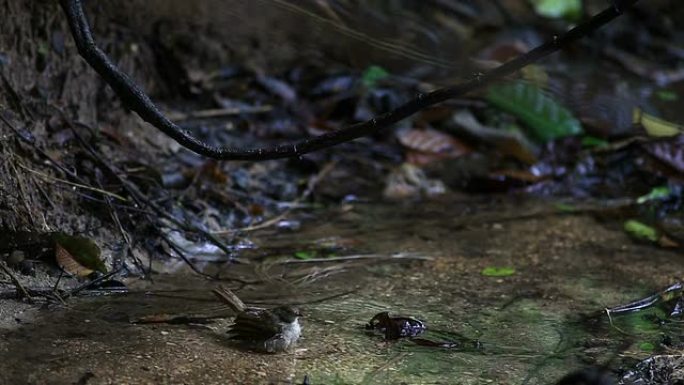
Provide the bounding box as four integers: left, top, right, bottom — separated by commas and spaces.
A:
51, 232, 107, 274
529, 0, 582, 20
638, 341, 655, 351
635, 108, 683, 137
294, 251, 316, 260
624, 220, 659, 242
581, 136, 609, 148
554, 203, 576, 213
656, 90, 678, 102
481, 267, 515, 277
486, 82, 583, 142
362, 65, 389, 88
637, 186, 671, 204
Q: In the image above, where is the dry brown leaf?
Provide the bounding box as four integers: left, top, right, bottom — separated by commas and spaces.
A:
55, 243, 94, 277
397, 128, 471, 165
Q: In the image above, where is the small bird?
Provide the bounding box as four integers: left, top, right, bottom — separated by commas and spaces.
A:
212, 285, 302, 353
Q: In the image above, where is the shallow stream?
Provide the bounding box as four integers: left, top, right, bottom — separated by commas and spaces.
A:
1, 195, 682, 384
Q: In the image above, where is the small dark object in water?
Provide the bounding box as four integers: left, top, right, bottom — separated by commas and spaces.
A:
557, 368, 615, 385
366, 311, 426, 340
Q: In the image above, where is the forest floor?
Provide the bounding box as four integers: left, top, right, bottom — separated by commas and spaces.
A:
1, 1, 684, 384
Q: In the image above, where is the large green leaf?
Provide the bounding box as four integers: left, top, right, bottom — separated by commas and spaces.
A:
486, 82, 583, 142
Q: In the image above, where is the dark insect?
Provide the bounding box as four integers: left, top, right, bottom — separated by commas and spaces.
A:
366, 311, 426, 340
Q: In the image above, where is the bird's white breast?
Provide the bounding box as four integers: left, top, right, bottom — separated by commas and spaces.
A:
263, 317, 301, 352
282, 318, 301, 344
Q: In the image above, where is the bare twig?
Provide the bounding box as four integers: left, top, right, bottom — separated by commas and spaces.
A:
166, 106, 273, 122
94, 171, 146, 274
64, 268, 124, 299
59, 0, 638, 160
6, 154, 35, 227
163, 236, 218, 280
0, 111, 114, 197
17, 162, 128, 202
0, 261, 33, 303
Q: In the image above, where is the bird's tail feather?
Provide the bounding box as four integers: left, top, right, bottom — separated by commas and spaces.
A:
212, 285, 246, 313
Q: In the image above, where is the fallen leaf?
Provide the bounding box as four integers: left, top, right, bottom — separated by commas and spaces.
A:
451, 110, 538, 164
637, 186, 671, 204
481, 267, 515, 277
294, 251, 316, 260
624, 220, 659, 242
487, 81, 583, 142
362, 65, 390, 88
635, 108, 683, 137
397, 127, 471, 165
52, 233, 106, 276
55, 243, 94, 277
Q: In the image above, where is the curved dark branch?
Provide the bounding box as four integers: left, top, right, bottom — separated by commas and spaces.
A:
59, 0, 638, 161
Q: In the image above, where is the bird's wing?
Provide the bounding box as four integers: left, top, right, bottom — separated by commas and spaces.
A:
228, 308, 281, 340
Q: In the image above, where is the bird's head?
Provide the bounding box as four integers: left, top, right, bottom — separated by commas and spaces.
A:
273, 305, 302, 323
